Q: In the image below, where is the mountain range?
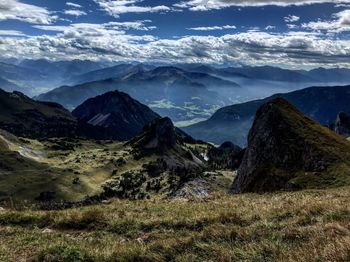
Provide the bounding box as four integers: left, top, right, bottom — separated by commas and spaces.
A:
184, 85, 350, 146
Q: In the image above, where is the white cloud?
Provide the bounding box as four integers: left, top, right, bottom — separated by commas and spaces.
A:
265, 25, 276, 30
174, 0, 350, 11
34, 20, 156, 33
187, 25, 236, 31
302, 9, 350, 32
0, 29, 26, 36
64, 10, 87, 17
1, 25, 350, 68
0, 0, 56, 24
284, 15, 300, 23
66, 2, 82, 8
93, 0, 170, 17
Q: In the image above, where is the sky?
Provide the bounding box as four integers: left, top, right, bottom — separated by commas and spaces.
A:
0, 0, 350, 68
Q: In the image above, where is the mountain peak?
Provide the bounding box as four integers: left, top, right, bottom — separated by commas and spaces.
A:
72, 90, 160, 141
230, 98, 350, 193
128, 117, 177, 152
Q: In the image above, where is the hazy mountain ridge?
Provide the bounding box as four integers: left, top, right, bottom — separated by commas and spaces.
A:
184, 85, 350, 146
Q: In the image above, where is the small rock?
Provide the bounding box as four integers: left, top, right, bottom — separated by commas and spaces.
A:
42, 228, 54, 234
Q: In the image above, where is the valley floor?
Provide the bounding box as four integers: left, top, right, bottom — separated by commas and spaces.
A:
1, 187, 350, 262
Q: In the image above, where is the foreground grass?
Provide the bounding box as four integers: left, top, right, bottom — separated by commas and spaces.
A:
1, 188, 350, 262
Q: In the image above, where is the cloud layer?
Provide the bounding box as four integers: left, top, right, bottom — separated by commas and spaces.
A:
0, 0, 56, 24
175, 0, 350, 11
93, 0, 170, 17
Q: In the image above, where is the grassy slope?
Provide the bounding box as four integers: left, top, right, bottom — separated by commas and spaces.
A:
0, 134, 134, 202
0, 188, 350, 261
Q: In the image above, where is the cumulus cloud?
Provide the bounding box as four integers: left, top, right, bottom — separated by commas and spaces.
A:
284, 15, 300, 23
0, 29, 26, 36
0, 0, 56, 24
302, 9, 350, 32
66, 2, 82, 8
93, 0, 170, 17
1, 23, 350, 68
187, 25, 236, 31
34, 20, 156, 33
64, 10, 87, 17
174, 0, 350, 11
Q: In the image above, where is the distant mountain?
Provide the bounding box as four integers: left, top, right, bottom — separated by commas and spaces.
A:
0, 62, 43, 82
67, 64, 155, 85
0, 77, 21, 92
231, 98, 350, 193
0, 59, 105, 96
72, 90, 160, 141
184, 85, 350, 146
19, 59, 104, 79
37, 66, 240, 123
303, 67, 350, 84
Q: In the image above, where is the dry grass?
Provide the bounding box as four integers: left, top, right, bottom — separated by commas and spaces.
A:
1, 187, 350, 261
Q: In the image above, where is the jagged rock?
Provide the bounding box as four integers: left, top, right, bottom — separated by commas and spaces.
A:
207, 141, 244, 169
231, 98, 350, 193
127, 117, 178, 152
334, 112, 350, 138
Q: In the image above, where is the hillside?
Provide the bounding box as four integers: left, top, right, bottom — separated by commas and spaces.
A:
231, 98, 350, 193
184, 85, 350, 146
0, 89, 79, 138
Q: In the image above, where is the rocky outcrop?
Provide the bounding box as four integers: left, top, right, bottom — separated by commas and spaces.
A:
128, 117, 178, 152
72, 90, 160, 140
231, 98, 350, 193
207, 141, 244, 170
334, 112, 350, 138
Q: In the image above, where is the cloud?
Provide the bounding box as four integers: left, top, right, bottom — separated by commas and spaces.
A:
174, 0, 350, 11
64, 10, 87, 17
0, 0, 56, 24
1, 24, 350, 68
34, 20, 156, 33
0, 30, 26, 36
93, 0, 170, 17
302, 9, 350, 32
284, 15, 300, 23
265, 25, 276, 30
66, 2, 82, 8
187, 25, 236, 31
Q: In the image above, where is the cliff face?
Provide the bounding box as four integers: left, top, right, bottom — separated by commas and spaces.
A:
231, 98, 350, 193
334, 112, 350, 138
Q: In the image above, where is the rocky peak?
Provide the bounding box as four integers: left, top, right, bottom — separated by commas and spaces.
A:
230, 98, 350, 193
72, 90, 159, 140
128, 117, 177, 152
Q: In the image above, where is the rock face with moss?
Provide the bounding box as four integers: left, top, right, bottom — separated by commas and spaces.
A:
334, 112, 350, 138
231, 98, 350, 193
